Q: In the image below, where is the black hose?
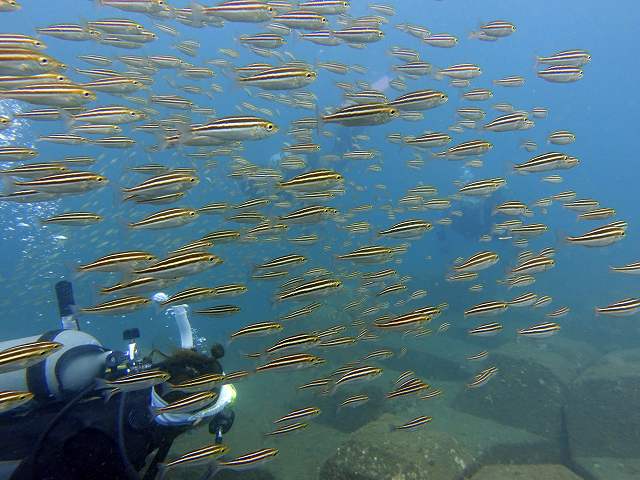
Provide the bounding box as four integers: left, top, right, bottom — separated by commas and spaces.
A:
28, 382, 97, 479
117, 392, 142, 480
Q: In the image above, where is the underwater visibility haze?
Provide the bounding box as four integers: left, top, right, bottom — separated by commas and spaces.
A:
0, 0, 639, 479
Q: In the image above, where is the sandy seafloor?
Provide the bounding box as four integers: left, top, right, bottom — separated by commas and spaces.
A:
163, 327, 640, 480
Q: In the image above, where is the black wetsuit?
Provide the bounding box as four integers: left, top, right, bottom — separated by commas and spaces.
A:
1, 388, 186, 480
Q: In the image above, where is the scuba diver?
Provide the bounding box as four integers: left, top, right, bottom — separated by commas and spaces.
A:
0, 281, 236, 480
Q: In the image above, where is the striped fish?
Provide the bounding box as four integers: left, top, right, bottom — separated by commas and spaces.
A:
333, 27, 384, 43
274, 406, 321, 424
515, 152, 578, 173
518, 322, 561, 338
483, 112, 529, 131
454, 251, 499, 272
79, 251, 155, 272
195, 305, 240, 316
189, 116, 277, 140
255, 353, 324, 372
80, 296, 150, 314
567, 226, 625, 247
437, 63, 482, 80
231, 322, 283, 340
277, 278, 341, 301
239, 66, 316, 90
447, 272, 479, 282
511, 256, 555, 274
165, 372, 225, 393
265, 333, 320, 354
72, 106, 146, 124
596, 298, 640, 316
433, 139, 492, 158
96, 370, 170, 397
153, 390, 217, 415
122, 173, 198, 196
374, 311, 430, 329
548, 130, 576, 145
0, 390, 34, 414
338, 245, 394, 263
100, 277, 177, 296
0, 341, 63, 374
547, 306, 570, 318
331, 366, 382, 391
468, 323, 503, 336
578, 208, 615, 220
265, 422, 308, 436
133, 252, 222, 278
339, 394, 369, 409
161, 287, 217, 306
610, 262, 640, 275
388, 89, 447, 111
394, 415, 433, 430
129, 208, 198, 229
272, 10, 327, 29
386, 378, 429, 398
279, 169, 342, 190
158, 444, 228, 476
537, 50, 591, 66
466, 351, 489, 361
279, 205, 337, 223
459, 178, 505, 196
378, 219, 432, 238
464, 301, 508, 317
41, 212, 102, 226
508, 292, 538, 307
393, 61, 432, 76
537, 65, 583, 83
493, 76, 525, 87
467, 366, 498, 388
217, 447, 279, 471
323, 103, 398, 126
0, 83, 96, 107
510, 224, 548, 237
14, 171, 107, 194
424, 33, 458, 47
257, 254, 306, 270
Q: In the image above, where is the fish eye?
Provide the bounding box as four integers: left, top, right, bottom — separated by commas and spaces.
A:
305, 73, 312, 78
97, 177, 104, 182
58, 76, 65, 81
267, 6, 273, 12
189, 178, 195, 182
321, 18, 327, 22
189, 211, 196, 216
83, 92, 90, 97
35, 41, 42, 47
267, 124, 274, 130
40, 58, 48, 64
130, 111, 137, 116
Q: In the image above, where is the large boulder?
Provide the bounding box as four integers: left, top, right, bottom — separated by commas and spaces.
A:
451, 338, 598, 438
566, 348, 640, 459
319, 413, 474, 480
573, 456, 640, 480
469, 464, 583, 480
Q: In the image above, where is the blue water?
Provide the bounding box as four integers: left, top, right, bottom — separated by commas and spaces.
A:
1, 1, 639, 479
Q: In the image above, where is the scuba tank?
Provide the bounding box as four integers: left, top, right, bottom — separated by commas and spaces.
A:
0, 281, 110, 402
